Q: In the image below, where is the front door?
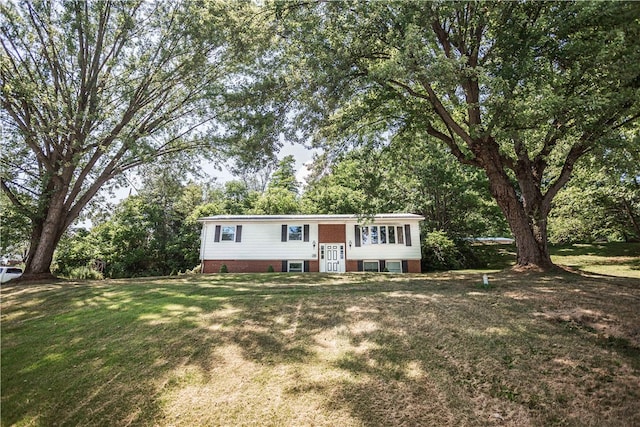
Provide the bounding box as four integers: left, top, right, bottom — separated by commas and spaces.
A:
320, 243, 345, 273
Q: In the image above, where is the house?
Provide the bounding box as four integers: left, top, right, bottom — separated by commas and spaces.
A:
198, 214, 424, 273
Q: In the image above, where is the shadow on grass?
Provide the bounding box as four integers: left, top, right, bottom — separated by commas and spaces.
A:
2, 271, 640, 426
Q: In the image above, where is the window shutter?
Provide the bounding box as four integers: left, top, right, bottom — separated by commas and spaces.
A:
397, 226, 404, 244
354, 225, 361, 247
304, 261, 310, 272
235, 225, 242, 242
357, 260, 363, 271
282, 260, 288, 272
214, 225, 221, 242
402, 260, 409, 273
303, 224, 310, 242
281, 225, 288, 242
379, 260, 386, 272
404, 224, 412, 246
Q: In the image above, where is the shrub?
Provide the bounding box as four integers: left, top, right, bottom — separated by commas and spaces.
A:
267, 265, 275, 272
67, 265, 104, 280
219, 264, 228, 273
422, 231, 461, 271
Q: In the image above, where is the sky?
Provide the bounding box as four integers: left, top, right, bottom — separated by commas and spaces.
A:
110, 141, 319, 201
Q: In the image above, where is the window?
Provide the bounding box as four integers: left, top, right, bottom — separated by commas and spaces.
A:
388, 226, 396, 244
288, 261, 303, 272
386, 261, 402, 273
371, 226, 379, 244
361, 226, 370, 245
363, 261, 379, 272
288, 225, 303, 241
221, 226, 236, 241
359, 225, 403, 245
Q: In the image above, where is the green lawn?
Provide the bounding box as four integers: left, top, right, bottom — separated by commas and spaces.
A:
2, 245, 640, 426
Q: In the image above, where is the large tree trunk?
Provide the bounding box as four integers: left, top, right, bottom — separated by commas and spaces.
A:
22, 192, 69, 281
482, 148, 555, 271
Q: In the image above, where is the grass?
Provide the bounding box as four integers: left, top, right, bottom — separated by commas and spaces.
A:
1, 244, 639, 426
471, 242, 640, 278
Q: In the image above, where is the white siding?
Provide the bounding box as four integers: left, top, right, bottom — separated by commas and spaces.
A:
345, 221, 422, 260
200, 218, 422, 262
201, 222, 319, 261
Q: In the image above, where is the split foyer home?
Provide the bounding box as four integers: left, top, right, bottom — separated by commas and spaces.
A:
198, 213, 424, 273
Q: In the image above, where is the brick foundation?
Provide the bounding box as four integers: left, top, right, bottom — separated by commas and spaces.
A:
203, 259, 420, 273
203, 260, 283, 273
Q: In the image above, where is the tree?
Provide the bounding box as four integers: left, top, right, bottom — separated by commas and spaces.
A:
244, 1, 640, 270
0, 0, 242, 279
550, 139, 640, 243
268, 155, 299, 194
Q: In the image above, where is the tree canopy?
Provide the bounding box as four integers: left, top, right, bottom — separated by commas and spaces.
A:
233, 0, 640, 270
0, 0, 250, 278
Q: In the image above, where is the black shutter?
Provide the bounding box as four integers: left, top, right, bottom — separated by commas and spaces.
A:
304, 260, 310, 272
214, 225, 221, 242
402, 260, 409, 273
303, 224, 310, 242
281, 225, 288, 242
357, 260, 364, 271
282, 260, 288, 272
235, 225, 242, 242
355, 225, 361, 247
404, 224, 412, 246
379, 260, 386, 272
397, 226, 404, 244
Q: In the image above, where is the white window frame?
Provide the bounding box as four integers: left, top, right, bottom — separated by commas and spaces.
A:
385, 260, 402, 273
288, 225, 303, 241
360, 225, 401, 245
221, 226, 236, 242
288, 261, 304, 272
363, 260, 380, 272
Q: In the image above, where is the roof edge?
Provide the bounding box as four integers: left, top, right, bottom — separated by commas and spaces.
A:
197, 213, 425, 222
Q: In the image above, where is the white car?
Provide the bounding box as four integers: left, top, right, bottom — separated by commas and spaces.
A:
0, 266, 23, 283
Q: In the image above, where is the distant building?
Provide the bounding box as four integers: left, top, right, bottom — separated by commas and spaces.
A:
198, 214, 424, 273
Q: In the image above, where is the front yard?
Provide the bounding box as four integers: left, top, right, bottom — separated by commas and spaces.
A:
2, 268, 639, 426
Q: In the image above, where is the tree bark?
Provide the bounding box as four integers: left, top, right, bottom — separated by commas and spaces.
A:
22, 185, 71, 280
480, 144, 555, 271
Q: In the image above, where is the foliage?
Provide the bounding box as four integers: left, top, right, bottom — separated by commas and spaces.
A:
549, 141, 640, 243
268, 155, 299, 194
235, 1, 640, 269
0, 0, 249, 276
219, 264, 228, 273
54, 229, 101, 277
253, 187, 300, 214
66, 266, 104, 281
0, 192, 30, 261
421, 230, 483, 271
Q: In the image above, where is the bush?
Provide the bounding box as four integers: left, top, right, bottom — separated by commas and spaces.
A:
421, 231, 485, 271
267, 265, 275, 272
66, 265, 104, 280
219, 264, 228, 273
422, 231, 461, 271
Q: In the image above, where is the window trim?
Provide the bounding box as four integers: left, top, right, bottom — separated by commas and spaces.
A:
220, 225, 236, 242
363, 260, 380, 272
385, 260, 402, 273
358, 224, 405, 245
288, 260, 304, 272
288, 225, 303, 241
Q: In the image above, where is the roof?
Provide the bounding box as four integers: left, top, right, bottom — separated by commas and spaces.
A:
198, 213, 424, 223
